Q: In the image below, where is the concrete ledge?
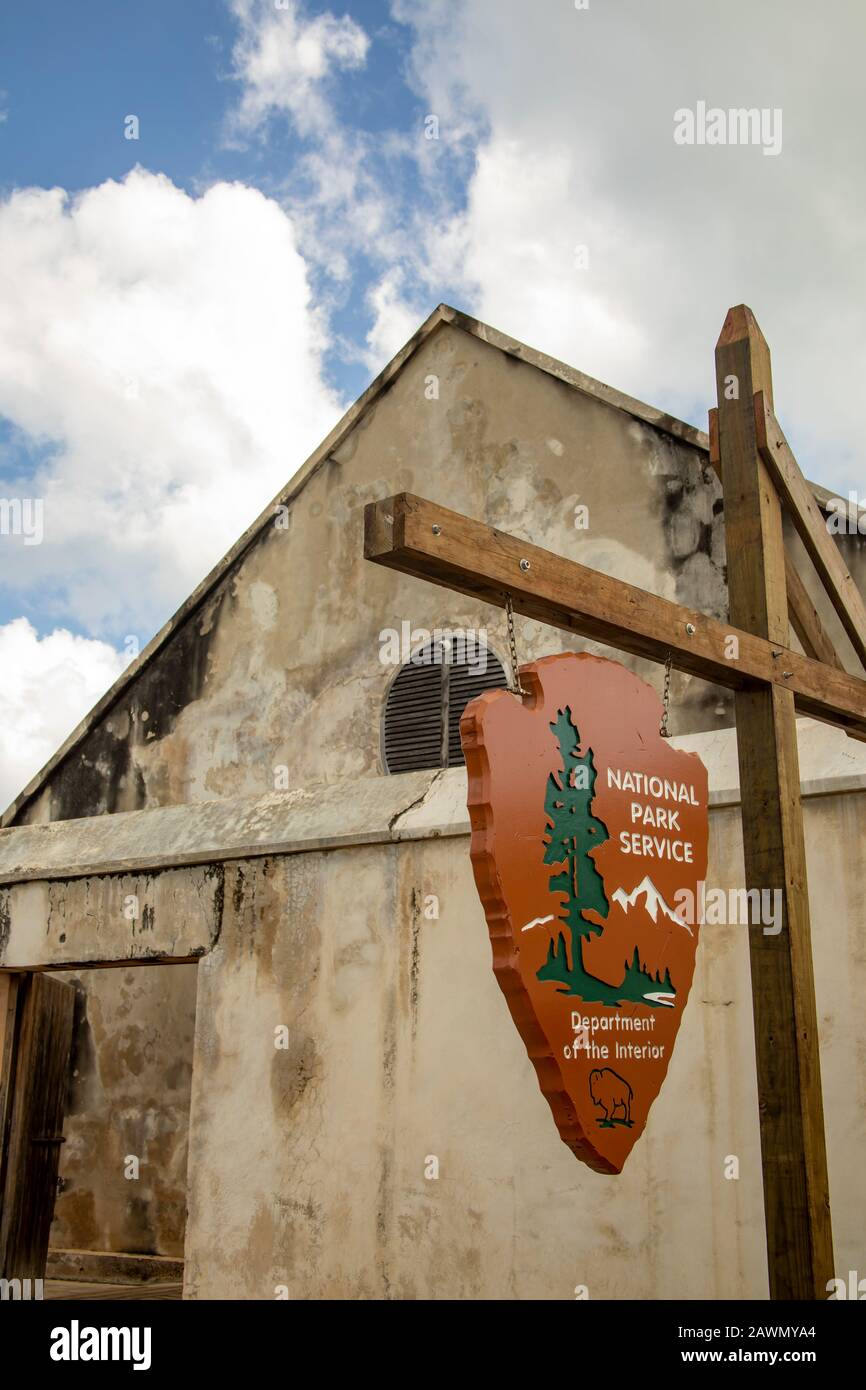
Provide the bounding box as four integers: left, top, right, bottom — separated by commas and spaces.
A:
672, 717, 866, 807
0, 719, 863, 887
0, 770, 442, 885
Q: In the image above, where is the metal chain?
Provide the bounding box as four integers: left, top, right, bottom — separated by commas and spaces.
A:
659, 651, 673, 737
505, 594, 528, 698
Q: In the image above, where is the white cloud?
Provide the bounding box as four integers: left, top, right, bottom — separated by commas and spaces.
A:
394, 0, 866, 493
362, 269, 423, 372
224, 3, 400, 290
228, 0, 369, 139
0, 168, 343, 636
427, 136, 649, 382
0, 619, 127, 810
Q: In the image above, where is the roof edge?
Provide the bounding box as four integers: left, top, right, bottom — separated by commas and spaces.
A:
1, 304, 846, 826
2, 303, 454, 828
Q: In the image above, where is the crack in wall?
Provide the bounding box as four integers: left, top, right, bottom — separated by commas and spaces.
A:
388, 770, 445, 840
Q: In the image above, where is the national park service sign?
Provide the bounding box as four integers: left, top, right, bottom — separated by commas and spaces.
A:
460, 652, 709, 1173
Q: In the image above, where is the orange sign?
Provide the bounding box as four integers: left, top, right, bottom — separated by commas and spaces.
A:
460, 652, 709, 1173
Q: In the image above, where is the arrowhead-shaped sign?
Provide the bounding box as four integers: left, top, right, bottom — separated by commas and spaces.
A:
460, 652, 709, 1173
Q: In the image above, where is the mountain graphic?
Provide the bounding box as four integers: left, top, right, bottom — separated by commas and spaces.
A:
610, 875, 693, 936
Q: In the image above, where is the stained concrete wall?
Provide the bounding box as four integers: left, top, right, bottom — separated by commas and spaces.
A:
2, 308, 862, 1281
1, 721, 863, 1297
49, 963, 197, 1259
10, 313, 863, 834
177, 747, 866, 1298
0, 864, 222, 969
10, 317, 735, 830
185, 842, 764, 1298
0, 861, 212, 1264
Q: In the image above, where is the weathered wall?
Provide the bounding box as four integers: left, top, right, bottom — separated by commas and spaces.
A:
0, 863, 212, 1262
11, 317, 736, 829
175, 732, 866, 1300
9, 315, 864, 830
0, 863, 209, 1261
1, 721, 863, 1296
2, 306, 862, 1282
0, 864, 223, 969
49, 963, 197, 1259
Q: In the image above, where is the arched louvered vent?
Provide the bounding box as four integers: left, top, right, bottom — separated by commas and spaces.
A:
382, 652, 444, 774
383, 638, 508, 774
446, 653, 508, 766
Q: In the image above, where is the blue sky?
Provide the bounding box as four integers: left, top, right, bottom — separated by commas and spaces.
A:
0, 0, 462, 644
0, 0, 447, 407
0, 2, 228, 194
0, 0, 864, 804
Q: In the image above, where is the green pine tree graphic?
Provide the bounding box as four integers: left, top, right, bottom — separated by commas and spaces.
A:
536, 706, 677, 1007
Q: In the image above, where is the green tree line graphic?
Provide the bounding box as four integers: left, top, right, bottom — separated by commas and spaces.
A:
536, 707, 675, 1007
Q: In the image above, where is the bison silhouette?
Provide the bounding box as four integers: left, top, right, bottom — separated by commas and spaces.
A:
589, 1068, 633, 1127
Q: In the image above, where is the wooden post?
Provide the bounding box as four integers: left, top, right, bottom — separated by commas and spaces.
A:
715, 306, 834, 1299
0, 973, 20, 1192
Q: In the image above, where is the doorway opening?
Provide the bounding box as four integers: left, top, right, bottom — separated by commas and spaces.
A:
0, 961, 198, 1301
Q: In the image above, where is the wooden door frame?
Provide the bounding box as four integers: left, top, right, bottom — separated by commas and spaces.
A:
0, 957, 201, 1289
0, 971, 77, 1280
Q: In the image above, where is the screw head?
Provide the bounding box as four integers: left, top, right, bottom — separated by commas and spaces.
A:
431, 524, 441, 536
685, 622, 696, 636
519, 558, 531, 572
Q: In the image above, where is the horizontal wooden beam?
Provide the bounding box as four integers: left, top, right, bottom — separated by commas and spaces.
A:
709, 407, 843, 669
364, 493, 866, 739
754, 391, 866, 672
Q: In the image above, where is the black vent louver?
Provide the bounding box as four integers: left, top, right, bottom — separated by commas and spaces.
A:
383, 639, 508, 773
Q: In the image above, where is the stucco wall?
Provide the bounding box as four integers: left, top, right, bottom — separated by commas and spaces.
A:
12, 316, 863, 835
2, 308, 861, 1283
13, 318, 736, 829
177, 775, 865, 1299
49, 963, 197, 1259
1, 721, 863, 1297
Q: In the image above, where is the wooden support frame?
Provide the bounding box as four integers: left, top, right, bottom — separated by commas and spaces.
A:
753, 391, 866, 671
364, 303, 866, 1300
0, 972, 76, 1280
365, 494, 866, 739
715, 305, 833, 1300
0, 974, 20, 1187
709, 407, 844, 670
